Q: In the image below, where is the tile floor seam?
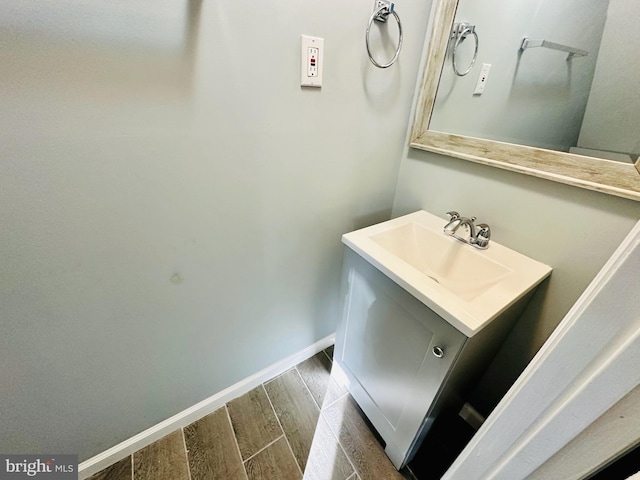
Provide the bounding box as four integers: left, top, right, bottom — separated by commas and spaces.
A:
319, 389, 349, 412
289, 364, 354, 480
293, 365, 323, 413
240, 434, 285, 465
292, 362, 357, 479
294, 359, 348, 413
319, 408, 361, 480
261, 383, 304, 477
180, 427, 193, 480
224, 404, 250, 480
297, 356, 358, 479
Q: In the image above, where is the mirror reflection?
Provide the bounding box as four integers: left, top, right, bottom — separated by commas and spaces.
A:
429, 0, 639, 165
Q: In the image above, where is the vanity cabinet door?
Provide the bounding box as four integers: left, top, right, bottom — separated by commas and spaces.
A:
335, 249, 467, 468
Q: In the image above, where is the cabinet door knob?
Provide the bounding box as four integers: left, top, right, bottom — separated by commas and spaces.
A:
433, 346, 444, 358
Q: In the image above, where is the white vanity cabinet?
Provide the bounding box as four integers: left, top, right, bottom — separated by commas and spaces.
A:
334, 247, 536, 469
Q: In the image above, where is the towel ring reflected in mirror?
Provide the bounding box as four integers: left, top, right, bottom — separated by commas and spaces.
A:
409, 0, 640, 201
451, 22, 478, 76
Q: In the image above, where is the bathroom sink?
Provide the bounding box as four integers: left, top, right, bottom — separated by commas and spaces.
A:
371, 222, 512, 302
342, 211, 552, 336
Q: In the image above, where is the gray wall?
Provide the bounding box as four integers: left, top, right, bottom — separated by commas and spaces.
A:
392, 149, 640, 414
430, 0, 607, 152
0, 0, 432, 460
4, 0, 639, 462
578, 0, 640, 156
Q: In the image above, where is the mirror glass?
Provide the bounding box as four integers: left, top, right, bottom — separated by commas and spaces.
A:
410, 0, 640, 201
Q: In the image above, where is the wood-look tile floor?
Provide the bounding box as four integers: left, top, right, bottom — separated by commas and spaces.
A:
88, 347, 417, 480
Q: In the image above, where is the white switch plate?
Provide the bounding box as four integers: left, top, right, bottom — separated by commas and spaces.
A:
473, 63, 491, 95
301, 35, 323, 87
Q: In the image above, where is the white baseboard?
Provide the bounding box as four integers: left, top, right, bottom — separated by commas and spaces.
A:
79, 333, 335, 479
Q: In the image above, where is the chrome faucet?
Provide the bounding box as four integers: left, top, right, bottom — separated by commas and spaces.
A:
444, 211, 491, 249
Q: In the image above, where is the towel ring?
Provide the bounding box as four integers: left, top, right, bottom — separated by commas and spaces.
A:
366, 5, 403, 69
451, 22, 478, 76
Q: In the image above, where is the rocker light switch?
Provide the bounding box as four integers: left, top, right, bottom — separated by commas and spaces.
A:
301, 35, 323, 87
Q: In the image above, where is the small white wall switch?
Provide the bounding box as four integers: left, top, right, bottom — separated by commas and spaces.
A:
301, 35, 323, 87
473, 63, 491, 95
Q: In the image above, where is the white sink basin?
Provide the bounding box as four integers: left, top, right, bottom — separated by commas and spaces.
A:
342, 210, 552, 336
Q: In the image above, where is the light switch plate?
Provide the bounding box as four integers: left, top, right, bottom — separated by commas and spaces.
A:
301, 35, 323, 87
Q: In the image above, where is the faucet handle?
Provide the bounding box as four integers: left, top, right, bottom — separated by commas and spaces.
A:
476, 223, 491, 248
477, 223, 490, 236
446, 211, 460, 220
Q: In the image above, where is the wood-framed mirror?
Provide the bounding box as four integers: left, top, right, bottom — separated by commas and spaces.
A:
409, 0, 640, 201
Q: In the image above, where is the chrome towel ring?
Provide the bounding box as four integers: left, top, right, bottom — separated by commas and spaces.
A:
451, 22, 478, 76
366, 2, 403, 69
